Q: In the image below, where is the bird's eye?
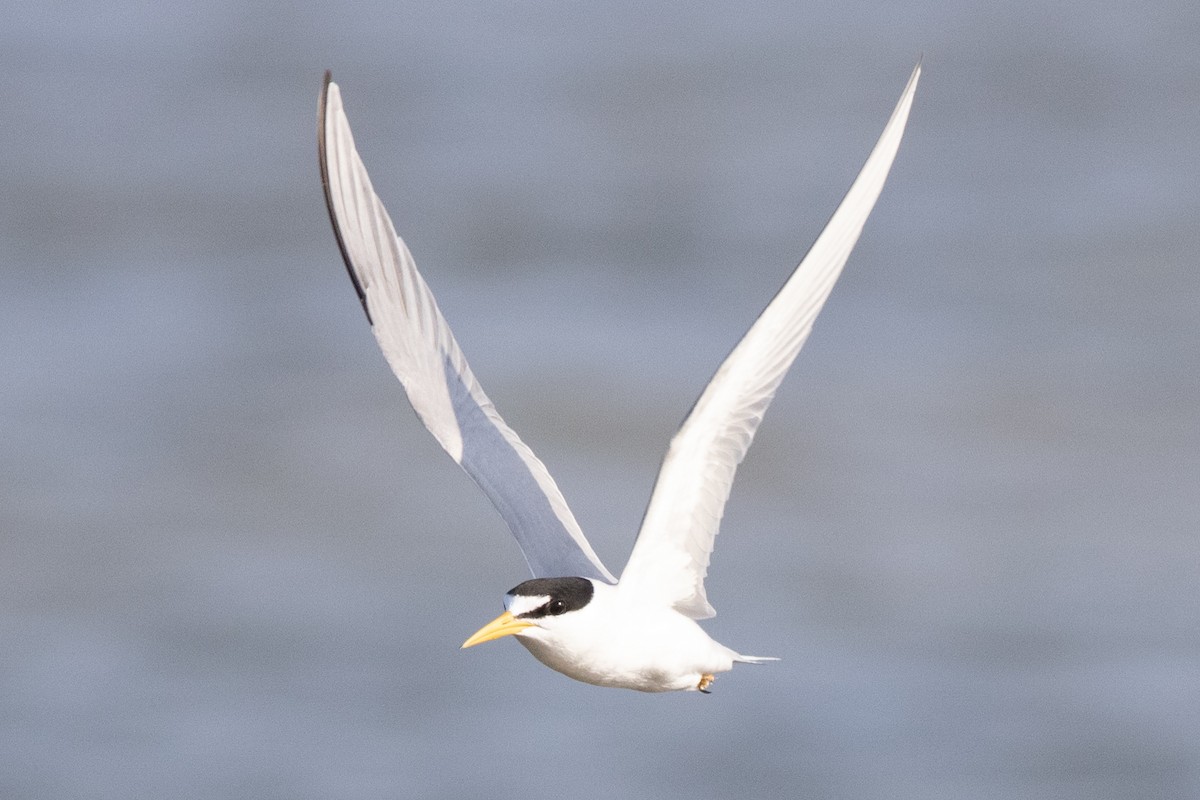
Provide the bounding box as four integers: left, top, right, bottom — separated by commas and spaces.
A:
548, 599, 566, 615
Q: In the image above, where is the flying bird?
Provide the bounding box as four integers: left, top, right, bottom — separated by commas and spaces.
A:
318, 63, 919, 693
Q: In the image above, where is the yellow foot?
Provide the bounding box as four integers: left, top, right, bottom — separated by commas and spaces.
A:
697, 674, 715, 693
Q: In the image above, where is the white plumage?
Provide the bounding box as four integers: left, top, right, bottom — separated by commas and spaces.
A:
319, 63, 920, 692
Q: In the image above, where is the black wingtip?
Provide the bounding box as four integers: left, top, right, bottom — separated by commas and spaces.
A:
317, 71, 374, 326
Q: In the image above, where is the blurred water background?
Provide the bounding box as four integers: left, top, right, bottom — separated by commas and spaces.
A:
3, 2, 1198, 798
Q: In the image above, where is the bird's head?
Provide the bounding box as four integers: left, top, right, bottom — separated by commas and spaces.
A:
461, 576, 596, 648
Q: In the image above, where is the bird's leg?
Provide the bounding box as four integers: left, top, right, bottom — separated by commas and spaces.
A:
697, 674, 715, 693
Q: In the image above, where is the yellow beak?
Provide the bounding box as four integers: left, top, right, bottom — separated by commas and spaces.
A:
461, 610, 534, 649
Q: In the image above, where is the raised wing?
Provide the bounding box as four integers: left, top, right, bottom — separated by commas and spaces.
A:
618, 63, 921, 618
318, 73, 616, 583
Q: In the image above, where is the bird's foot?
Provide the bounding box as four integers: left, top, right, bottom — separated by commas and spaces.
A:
697, 674, 715, 693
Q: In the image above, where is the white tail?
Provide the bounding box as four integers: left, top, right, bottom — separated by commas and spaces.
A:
735, 654, 780, 664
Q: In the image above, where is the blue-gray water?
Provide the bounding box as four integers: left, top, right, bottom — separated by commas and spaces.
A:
3, 2, 1198, 798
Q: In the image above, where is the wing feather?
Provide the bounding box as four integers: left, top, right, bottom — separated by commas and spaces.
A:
618, 63, 921, 617
318, 73, 616, 583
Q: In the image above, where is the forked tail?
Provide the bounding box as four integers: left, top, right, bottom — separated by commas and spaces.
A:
734, 654, 779, 665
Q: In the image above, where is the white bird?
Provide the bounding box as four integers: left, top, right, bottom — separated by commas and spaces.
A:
318, 63, 919, 693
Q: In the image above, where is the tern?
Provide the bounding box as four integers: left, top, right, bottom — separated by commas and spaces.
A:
318, 63, 919, 693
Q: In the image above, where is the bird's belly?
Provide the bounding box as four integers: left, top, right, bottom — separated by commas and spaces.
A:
516, 616, 736, 693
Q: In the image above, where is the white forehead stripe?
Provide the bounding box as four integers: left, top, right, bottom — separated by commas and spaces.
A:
504, 594, 550, 616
